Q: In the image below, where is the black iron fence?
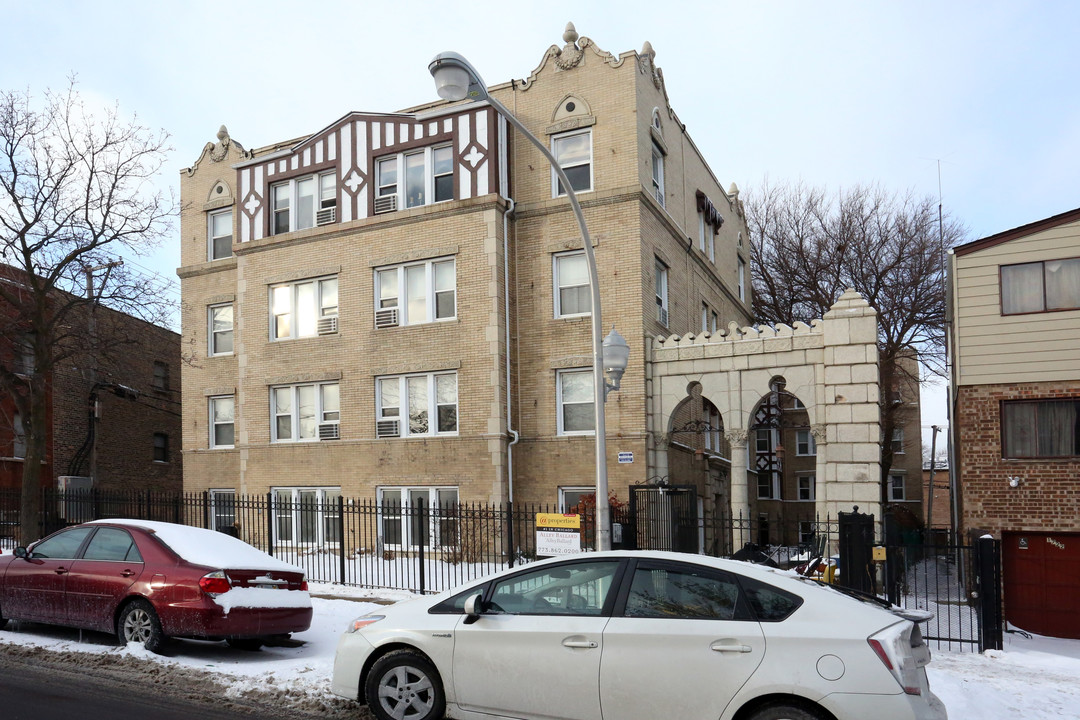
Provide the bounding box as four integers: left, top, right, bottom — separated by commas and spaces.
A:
0, 489, 1000, 651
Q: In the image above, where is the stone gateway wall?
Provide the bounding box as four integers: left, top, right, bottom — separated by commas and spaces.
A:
647, 289, 881, 526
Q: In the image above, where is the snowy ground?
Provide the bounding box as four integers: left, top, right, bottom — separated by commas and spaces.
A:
1, 583, 1078, 719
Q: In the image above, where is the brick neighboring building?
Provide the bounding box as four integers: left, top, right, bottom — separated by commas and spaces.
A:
0, 269, 182, 495
948, 206, 1080, 639
178, 26, 752, 542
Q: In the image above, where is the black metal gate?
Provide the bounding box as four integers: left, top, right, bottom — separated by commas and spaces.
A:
626, 485, 698, 553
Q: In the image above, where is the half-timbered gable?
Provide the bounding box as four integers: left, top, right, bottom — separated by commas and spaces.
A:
234, 107, 499, 244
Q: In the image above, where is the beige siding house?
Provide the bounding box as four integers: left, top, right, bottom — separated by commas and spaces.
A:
948, 206, 1080, 640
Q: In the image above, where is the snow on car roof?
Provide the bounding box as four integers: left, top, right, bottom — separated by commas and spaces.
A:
87, 519, 303, 574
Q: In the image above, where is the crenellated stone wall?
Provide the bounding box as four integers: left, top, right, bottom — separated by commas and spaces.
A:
647, 289, 881, 528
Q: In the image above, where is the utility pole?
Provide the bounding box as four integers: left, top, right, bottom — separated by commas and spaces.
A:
926, 425, 941, 533
83, 261, 123, 486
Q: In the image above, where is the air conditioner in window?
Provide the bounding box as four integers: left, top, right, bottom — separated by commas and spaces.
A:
376, 419, 400, 438
658, 307, 669, 326
374, 195, 398, 214
318, 423, 340, 440
317, 315, 339, 335
375, 308, 399, 328
316, 206, 337, 226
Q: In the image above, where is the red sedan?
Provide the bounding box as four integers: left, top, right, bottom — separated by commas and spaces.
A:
0, 519, 312, 653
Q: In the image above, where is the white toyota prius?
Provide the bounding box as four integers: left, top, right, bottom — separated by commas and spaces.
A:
331, 551, 947, 720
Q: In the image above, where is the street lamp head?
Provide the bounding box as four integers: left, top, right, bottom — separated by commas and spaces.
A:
602, 327, 630, 391
429, 52, 488, 102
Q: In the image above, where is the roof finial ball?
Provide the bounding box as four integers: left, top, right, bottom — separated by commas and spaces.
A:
563, 22, 579, 46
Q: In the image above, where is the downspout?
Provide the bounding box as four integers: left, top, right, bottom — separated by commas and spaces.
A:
499, 110, 520, 564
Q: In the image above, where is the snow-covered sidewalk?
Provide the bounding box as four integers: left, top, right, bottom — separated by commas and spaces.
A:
2, 583, 1078, 719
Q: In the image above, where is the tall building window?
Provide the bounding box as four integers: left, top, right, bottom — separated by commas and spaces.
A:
12, 413, 26, 459
273, 487, 341, 545
209, 304, 234, 355
209, 489, 236, 531
554, 251, 590, 317
209, 395, 235, 449
270, 172, 337, 235
738, 257, 746, 302
376, 372, 458, 438
271, 382, 340, 443
270, 276, 338, 340
375, 258, 456, 327
378, 486, 459, 549
152, 361, 170, 391
797, 474, 816, 501
796, 430, 816, 456
891, 428, 905, 454
153, 433, 169, 462
701, 302, 710, 334
651, 143, 665, 207
1002, 399, 1080, 458
889, 474, 907, 501
557, 369, 594, 435
1001, 258, 1080, 314
208, 209, 233, 260
552, 129, 592, 196
375, 145, 454, 212
655, 257, 669, 326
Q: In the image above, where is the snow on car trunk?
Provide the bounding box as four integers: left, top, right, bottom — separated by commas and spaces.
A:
213, 587, 313, 615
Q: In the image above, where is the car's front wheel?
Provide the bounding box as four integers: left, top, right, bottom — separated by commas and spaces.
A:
746, 703, 825, 720
117, 599, 165, 653
365, 649, 445, 720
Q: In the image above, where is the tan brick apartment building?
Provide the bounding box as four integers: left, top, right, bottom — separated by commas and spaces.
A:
948, 206, 1080, 639
178, 27, 752, 543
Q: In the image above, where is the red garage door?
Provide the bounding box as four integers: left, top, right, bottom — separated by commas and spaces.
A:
1002, 532, 1080, 640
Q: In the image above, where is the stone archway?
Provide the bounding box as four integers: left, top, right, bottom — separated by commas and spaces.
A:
646, 290, 882, 535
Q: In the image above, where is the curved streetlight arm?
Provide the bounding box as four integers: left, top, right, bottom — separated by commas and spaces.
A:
430, 52, 611, 550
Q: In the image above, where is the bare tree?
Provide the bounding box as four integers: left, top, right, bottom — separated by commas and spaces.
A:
0, 83, 175, 541
746, 181, 966, 504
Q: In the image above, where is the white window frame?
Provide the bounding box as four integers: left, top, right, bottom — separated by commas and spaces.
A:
554, 251, 590, 318
208, 208, 233, 261
754, 428, 781, 500
551, 129, 593, 197
376, 371, 458, 438
270, 171, 336, 235
655, 257, 669, 326
375, 257, 456, 326
270, 382, 340, 443
889, 474, 907, 501
701, 302, 710, 334
209, 395, 235, 449
377, 486, 460, 550
892, 427, 905, 454
557, 368, 595, 436
209, 489, 236, 531
797, 473, 816, 502
651, 142, 664, 207
559, 486, 595, 513
375, 145, 454, 210
208, 303, 234, 356
703, 404, 722, 454
738, 257, 746, 301
272, 486, 341, 546
796, 429, 817, 456
270, 275, 339, 340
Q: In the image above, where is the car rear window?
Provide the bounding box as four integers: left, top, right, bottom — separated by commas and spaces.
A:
738, 576, 803, 622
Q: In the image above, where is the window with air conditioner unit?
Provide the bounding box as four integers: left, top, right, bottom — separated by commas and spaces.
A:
376, 371, 457, 438
374, 145, 453, 214
270, 172, 337, 235
270, 276, 338, 340
271, 382, 340, 443
374, 258, 455, 328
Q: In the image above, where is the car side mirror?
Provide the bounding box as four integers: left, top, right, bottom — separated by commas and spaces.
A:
463, 593, 484, 624
14, 547, 28, 559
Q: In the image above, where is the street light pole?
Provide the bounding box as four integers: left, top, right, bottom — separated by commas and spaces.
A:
430, 51, 621, 550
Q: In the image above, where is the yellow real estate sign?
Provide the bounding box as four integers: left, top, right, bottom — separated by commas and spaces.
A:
536, 513, 582, 556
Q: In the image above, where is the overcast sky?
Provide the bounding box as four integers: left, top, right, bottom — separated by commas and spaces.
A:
5, 1, 1078, 448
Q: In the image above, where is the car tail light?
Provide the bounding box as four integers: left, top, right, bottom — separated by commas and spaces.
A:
301, 580, 309, 591
199, 570, 232, 596
868, 623, 923, 695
